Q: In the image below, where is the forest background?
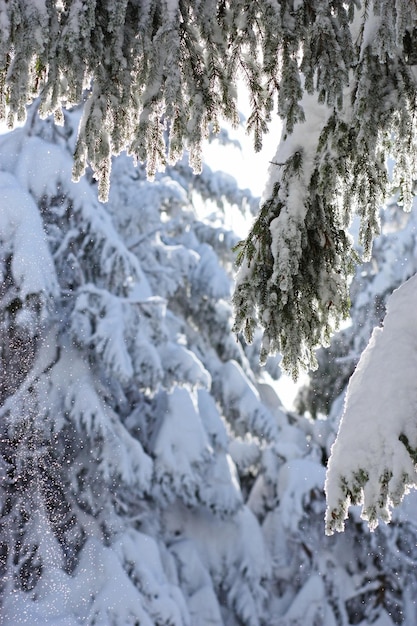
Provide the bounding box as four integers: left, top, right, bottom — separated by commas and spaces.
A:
2, 2, 417, 625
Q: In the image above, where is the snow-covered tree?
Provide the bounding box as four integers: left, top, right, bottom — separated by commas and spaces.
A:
233, 1, 417, 376
292, 187, 417, 536
323, 197, 417, 534
295, 199, 415, 421
3, 104, 417, 625
4, 1, 417, 616
0, 106, 283, 625
0, 106, 282, 624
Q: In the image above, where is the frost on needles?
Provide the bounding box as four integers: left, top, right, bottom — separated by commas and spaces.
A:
0, 0, 395, 375
4, 0, 417, 534
3, 1, 417, 376
234, 2, 417, 378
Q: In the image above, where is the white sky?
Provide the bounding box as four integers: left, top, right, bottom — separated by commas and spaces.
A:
203, 87, 281, 199
203, 116, 280, 199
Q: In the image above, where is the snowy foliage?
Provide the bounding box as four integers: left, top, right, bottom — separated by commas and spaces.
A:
326, 273, 417, 532
288, 182, 417, 538
0, 109, 271, 625
320, 196, 417, 534
4, 107, 417, 626
232, 1, 417, 375
2, 1, 417, 374
295, 197, 417, 418
0, 108, 292, 625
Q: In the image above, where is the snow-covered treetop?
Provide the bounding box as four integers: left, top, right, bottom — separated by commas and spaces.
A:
3, 0, 417, 373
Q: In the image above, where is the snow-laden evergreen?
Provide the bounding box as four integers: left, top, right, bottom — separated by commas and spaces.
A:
0, 0, 357, 201
2, 107, 417, 626
295, 199, 417, 418
326, 272, 417, 531
2, 1, 417, 619
0, 108, 273, 625
314, 195, 417, 534
293, 186, 417, 538
233, 1, 417, 375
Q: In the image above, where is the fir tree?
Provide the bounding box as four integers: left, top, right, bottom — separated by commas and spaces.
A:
0, 107, 279, 625
293, 191, 417, 536
3, 104, 417, 626
3, 0, 417, 615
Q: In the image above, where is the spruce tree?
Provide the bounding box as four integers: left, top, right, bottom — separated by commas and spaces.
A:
3, 103, 417, 626
294, 191, 417, 536
3, 0, 417, 606
0, 107, 280, 625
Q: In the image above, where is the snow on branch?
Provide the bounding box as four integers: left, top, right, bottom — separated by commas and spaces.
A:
233, 92, 354, 379
0, 171, 59, 306
325, 273, 417, 534
233, 2, 417, 375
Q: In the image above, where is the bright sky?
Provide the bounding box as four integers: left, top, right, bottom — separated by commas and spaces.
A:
204, 85, 281, 200
203, 116, 280, 199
